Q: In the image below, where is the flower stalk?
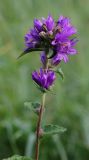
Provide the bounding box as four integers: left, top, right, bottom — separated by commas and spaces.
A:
35, 93, 46, 160
35, 54, 48, 160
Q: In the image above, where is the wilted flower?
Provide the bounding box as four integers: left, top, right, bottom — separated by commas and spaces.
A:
32, 68, 56, 90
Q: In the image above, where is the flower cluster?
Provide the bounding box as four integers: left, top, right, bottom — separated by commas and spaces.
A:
24, 15, 78, 90
32, 68, 56, 90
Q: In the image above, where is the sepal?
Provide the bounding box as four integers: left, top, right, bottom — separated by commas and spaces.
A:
17, 48, 44, 59
55, 68, 64, 80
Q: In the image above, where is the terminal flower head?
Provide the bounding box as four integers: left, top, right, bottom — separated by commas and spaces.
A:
23, 15, 78, 64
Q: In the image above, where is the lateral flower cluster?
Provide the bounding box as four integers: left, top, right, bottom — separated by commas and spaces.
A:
24, 15, 78, 90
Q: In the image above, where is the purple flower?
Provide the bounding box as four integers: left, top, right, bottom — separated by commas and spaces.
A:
32, 68, 56, 90
40, 52, 47, 66
51, 54, 62, 65
40, 51, 61, 66
34, 19, 43, 32
23, 15, 78, 64
41, 37, 77, 65
42, 15, 55, 31
52, 35, 78, 63
24, 15, 55, 53
57, 16, 77, 38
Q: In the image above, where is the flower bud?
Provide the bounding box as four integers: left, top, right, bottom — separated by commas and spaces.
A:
39, 31, 47, 39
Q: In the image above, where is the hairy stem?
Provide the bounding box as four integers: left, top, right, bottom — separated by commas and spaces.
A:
35, 93, 46, 160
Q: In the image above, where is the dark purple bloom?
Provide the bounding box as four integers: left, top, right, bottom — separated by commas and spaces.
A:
23, 15, 78, 64
57, 16, 77, 38
32, 68, 56, 90
42, 15, 55, 31
24, 15, 55, 53
40, 51, 61, 66
51, 54, 62, 65
40, 52, 47, 66
40, 37, 77, 65
34, 19, 43, 32
52, 35, 78, 63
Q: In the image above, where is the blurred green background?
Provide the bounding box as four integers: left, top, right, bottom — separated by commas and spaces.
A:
0, 0, 89, 160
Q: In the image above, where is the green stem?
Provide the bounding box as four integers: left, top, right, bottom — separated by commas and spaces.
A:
35, 93, 46, 160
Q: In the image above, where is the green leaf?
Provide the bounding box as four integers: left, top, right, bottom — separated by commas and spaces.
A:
17, 48, 44, 59
56, 68, 64, 80
24, 101, 40, 114
43, 124, 67, 136
3, 155, 33, 160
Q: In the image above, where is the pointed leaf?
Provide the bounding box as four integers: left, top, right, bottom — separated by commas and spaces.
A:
56, 68, 64, 80
3, 155, 33, 160
43, 124, 67, 136
24, 101, 40, 114
17, 48, 44, 59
